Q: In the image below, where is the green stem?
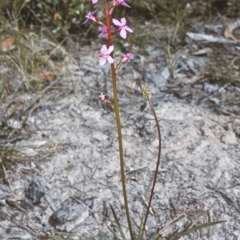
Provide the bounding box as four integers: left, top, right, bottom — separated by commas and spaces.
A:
142, 99, 162, 232
104, 1, 134, 239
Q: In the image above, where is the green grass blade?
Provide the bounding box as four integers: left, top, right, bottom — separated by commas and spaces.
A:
110, 203, 127, 240
170, 220, 226, 240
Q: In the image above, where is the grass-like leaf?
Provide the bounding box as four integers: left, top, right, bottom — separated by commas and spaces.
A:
169, 220, 226, 240
110, 203, 127, 240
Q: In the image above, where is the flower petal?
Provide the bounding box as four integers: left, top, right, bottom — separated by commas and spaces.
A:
125, 26, 133, 33
107, 45, 114, 54
107, 56, 114, 64
120, 18, 126, 25
101, 45, 108, 54
112, 19, 121, 26
99, 58, 107, 66
121, 1, 131, 8
120, 29, 127, 39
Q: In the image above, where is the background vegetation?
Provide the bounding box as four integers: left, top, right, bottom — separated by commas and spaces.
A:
0, 0, 239, 111
1, 0, 240, 41
0, 0, 239, 106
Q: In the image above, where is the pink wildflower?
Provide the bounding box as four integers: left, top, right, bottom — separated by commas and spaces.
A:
121, 53, 134, 63
99, 45, 114, 66
113, 0, 131, 8
92, 0, 98, 4
112, 18, 133, 39
82, 9, 98, 25
99, 92, 114, 108
98, 27, 108, 38
98, 26, 114, 38
99, 92, 106, 101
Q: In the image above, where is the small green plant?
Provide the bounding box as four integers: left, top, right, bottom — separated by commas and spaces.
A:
82, 0, 224, 239
1, 0, 94, 43
83, 1, 160, 238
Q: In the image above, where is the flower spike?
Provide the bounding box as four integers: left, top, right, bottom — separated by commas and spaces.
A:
140, 84, 152, 100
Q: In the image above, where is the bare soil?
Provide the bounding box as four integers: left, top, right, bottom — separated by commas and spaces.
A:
0, 18, 240, 240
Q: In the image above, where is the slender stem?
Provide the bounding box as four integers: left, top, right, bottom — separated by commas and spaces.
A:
104, 1, 134, 239
143, 99, 162, 232
105, 1, 112, 45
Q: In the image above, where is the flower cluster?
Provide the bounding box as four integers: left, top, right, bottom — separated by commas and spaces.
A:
83, 0, 134, 66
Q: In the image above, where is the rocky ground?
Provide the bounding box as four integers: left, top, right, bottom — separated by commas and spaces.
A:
0, 16, 240, 240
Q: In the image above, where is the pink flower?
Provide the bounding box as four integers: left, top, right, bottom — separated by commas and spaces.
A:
92, 0, 98, 4
98, 27, 108, 38
113, 0, 131, 8
121, 53, 134, 63
99, 45, 114, 66
99, 92, 114, 108
98, 26, 114, 38
82, 9, 98, 24
112, 18, 133, 39
99, 92, 106, 101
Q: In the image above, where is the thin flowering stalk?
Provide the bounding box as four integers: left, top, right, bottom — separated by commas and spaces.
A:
84, 0, 134, 238
104, 1, 134, 239
105, 1, 113, 45
140, 85, 162, 235
85, 1, 224, 239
